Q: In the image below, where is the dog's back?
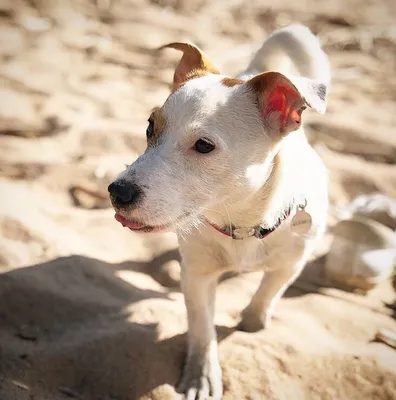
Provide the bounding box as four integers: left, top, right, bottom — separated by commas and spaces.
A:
240, 24, 331, 86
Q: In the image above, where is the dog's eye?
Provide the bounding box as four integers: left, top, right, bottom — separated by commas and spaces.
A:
194, 138, 215, 154
146, 119, 154, 138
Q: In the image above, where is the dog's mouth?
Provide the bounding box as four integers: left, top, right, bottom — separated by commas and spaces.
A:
114, 212, 191, 233
114, 213, 169, 233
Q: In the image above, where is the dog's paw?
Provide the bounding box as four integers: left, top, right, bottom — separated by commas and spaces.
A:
237, 310, 271, 333
237, 316, 265, 332
177, 356, 222, 400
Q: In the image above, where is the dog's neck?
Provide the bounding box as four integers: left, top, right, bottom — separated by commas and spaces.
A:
202, 131, 306, 232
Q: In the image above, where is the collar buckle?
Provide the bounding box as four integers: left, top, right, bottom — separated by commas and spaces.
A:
232, 227, 255, 240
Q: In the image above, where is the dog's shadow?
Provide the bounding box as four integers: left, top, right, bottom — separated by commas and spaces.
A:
0, 252, 235, 400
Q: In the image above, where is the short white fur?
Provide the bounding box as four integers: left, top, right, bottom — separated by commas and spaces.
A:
112, 24, 331, 400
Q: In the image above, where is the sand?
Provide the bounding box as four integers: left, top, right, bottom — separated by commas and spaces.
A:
1, 0, 396, 399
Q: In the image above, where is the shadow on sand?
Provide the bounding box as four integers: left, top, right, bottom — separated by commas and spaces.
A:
0, 251, 237, 400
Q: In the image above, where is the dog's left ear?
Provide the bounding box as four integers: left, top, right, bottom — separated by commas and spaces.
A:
248, 71, 328, 136
158, 42, 220, 92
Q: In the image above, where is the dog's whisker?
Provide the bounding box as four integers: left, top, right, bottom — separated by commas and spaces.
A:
223, 200, 240, 214
223, 203, 233, 236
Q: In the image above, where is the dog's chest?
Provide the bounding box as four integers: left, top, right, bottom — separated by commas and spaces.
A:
226, 242, 269, 272
218, 225, 297, 272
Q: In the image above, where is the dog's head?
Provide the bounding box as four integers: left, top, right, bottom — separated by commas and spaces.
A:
109, 42, 327, 233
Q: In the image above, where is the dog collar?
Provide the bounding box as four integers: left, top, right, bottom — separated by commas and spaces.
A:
206, 204, 293, 240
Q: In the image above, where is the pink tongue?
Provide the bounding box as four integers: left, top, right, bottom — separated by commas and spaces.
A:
115, 213, 146, 229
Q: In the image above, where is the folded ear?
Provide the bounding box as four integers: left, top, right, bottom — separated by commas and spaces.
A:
158, 42, 220, 92
247, 72, 328, 135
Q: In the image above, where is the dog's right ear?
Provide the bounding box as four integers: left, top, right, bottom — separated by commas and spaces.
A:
247, 71, 327, 136
158, 42, 220, 92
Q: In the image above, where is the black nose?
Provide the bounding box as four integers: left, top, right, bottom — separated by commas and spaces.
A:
108, 180, 140, 206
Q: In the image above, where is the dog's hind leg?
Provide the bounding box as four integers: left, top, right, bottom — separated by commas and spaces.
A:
238, 257, 307, 333
177, 264, 223, 400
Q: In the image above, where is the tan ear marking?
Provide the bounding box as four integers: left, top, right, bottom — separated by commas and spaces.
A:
158, 42, 220, 92
222, 77, 244, 87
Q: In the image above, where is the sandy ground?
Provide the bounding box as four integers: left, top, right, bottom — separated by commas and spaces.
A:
1, 0, 396, 399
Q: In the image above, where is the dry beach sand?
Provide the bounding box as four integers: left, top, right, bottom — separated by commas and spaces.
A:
1, 0, 396, 399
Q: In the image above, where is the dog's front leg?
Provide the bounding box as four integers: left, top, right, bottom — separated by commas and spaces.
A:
238, 258, 306, 333
177, 265, 222, 400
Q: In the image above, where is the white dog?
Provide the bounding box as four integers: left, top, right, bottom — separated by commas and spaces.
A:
109, 24, 330, 400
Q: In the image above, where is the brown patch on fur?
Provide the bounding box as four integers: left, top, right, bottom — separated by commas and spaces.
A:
222, 77, 244, 87
175, 67, 215, 89
159, 42, 220, 92
147, 107, 166, 147
185, 68, 214, 82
